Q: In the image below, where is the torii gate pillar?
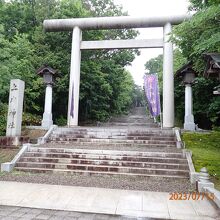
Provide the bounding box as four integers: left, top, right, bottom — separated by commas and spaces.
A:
163, 23, 174, 128
67, 26, 82, 126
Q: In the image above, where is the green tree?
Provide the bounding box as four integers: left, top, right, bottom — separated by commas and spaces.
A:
133, 85, 145, 107
0, 24, 44, 113
171, 2, 220, 72
144, 54, 163, 91
171, 0, 220, 128
0, 0, 139, 133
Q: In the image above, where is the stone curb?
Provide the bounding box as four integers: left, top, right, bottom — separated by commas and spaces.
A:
183, 149, 199, 184
175, 129, 199, 184
204, 187, 220, 208
37, 125, 58, 144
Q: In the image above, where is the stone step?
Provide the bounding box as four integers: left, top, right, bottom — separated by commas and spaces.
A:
19, 157, 189, 170
48, 141, 176, 148
14, 167, 188, 179
23, 152, 187, 164
104, 122, 158, 127
109, 119, 154, 123
15, 162, 189, 177
28, 147, 183, 157
51, 135, 175, 141
51, 134, 175, 141
54, 128, 174, 135
110, 116, 153, 120
50, 136, 176, 143
28, 147, 183, 156
49, 137, 176, 145
52, 133, 175, 140
40, 144, 182, 153
127, 133, 174, 137
126, 136, 175, 141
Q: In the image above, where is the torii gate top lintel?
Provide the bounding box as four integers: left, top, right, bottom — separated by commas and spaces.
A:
43, 14, 190, 32
42, 14, 191, 128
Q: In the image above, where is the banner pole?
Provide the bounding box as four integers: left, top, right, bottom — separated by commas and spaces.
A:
155, 73, 163, 129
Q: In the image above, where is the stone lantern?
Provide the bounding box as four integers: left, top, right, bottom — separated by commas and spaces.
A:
37, 65, 57, 129
176, 62, 196, 131
203, 53, 220, 95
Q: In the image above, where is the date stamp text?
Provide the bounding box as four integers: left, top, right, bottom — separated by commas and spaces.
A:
169, 192, 215, 200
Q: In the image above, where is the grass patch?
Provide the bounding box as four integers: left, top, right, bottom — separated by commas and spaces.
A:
182, 131, 220, 190
21, 128, 46, 139
0, 170, 26, 177
0, 148, 20, 164
0, 148, 20, 175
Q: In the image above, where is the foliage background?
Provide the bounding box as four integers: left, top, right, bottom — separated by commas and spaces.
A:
0, 0, 143, 134
1, 0, 219, 132
145, 0, 220, 129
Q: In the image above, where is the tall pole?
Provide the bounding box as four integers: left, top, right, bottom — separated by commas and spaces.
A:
163, 22, 174, 128
67, 26, 82, 126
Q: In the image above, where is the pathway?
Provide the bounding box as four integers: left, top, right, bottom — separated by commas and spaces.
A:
0, 205, 148, 220
0, 181, 219, 220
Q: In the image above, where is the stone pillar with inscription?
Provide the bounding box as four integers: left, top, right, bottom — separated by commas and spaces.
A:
6, 79, 25, 137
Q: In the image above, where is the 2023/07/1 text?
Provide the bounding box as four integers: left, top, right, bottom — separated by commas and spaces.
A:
169, 192, 215, 200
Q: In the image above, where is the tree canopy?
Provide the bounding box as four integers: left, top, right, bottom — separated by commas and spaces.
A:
145, 0, 220, 129
0, 0, 142, 133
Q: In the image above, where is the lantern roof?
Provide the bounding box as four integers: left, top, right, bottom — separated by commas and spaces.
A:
36, 64, 57, 77
203, 53, 220, 79
176, 61, 196, 78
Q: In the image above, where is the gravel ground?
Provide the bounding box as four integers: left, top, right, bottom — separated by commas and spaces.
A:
41, 143, 182, 153
0, 172, 195, 192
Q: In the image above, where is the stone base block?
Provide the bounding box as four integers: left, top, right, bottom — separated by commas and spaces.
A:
197, 181, 214, 192
42, 112, 53, 129
184, 122, 195, 131
204, 187, 220, 208
1, 162, 14, 172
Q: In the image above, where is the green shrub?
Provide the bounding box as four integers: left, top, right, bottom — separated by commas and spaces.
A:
0, 103, 8, 136
22, 113, 41, 126
213, 126, 220, 132
55, 116, 67, 126
0, 103, 42, 135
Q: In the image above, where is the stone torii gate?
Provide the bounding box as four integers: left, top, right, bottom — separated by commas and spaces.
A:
43, 14, 190, 128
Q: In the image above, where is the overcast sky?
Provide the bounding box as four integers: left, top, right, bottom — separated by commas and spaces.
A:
113, 0, 190, 86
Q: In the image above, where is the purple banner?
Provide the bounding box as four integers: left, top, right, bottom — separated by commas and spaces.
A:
144, 74, 161, 117
70, 83, 74, 118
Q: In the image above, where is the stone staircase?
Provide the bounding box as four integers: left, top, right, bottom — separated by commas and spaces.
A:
15, 147, 189, 178
48, 127, 176, 148
105, 107, 159, 127
14, 107, 190, 179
